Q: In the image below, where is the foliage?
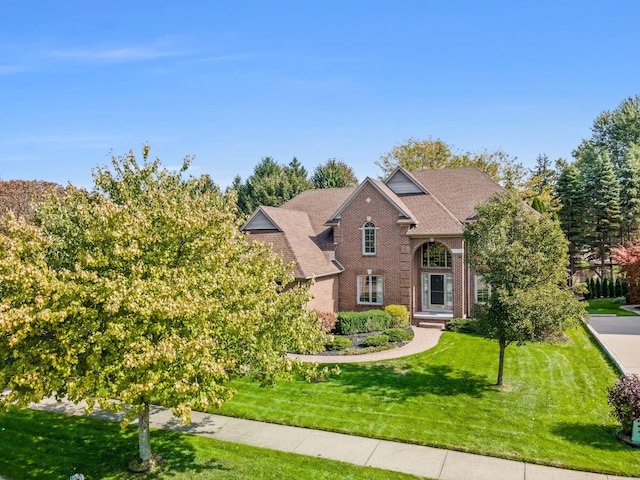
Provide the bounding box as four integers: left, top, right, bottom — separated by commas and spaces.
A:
611, 241, 640, 304
574, 94, 640, 168
232, 156, 312, 216
555, 163, 587, 277
375, 136, 521, 184
530, 196, 546, 214
608, 374, 640, 436
445, 317, 480, 334
310, 158, 359, 188
361, 334, 390, 347
615, 277, 624, 297
463, 190, 585, 385
323, 335, 352, 351
384, 304, 410, 328
0, 180, 64, 226
618, 144, 640, 242
382, 328, 414, 342
612, 296, 627, 305
335, 310, 391, 335
315, 310, 338, 331
0, 146, 325, 463
595, 278, 603, 298
583, 151, 621, 279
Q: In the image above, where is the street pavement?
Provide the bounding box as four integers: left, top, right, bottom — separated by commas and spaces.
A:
588, 306, 640, 375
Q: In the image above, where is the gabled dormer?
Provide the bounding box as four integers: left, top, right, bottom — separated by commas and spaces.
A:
241, 206, 281, 231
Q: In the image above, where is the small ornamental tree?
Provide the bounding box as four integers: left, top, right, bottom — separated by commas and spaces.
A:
463, 190, 584, 386
0, 146, 327, 469
612, 241, 640, 304
608, 374, 640, 436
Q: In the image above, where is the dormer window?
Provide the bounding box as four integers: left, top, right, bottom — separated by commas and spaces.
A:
362, 222, 376, 255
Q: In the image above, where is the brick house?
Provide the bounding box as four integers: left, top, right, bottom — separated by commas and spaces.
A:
241, 167, 503, 323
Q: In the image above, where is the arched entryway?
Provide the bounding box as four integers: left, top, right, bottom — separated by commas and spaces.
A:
412, 240, 456, 321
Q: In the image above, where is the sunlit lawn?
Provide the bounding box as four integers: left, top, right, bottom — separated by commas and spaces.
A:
216, 326, 639, 476
0, 408, 426, 480
585, 298, 639, 316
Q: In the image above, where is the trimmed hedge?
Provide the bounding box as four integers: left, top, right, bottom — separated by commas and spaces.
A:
445, 318, 480, 334
336, 310, 391, 335
324, 336, 352, 351
383, 328, 413, 342
362, 334, 390, 347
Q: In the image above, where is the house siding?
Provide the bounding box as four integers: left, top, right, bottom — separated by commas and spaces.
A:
334, 182, 411, 312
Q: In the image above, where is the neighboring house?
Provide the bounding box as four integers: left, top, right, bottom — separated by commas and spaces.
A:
241, 167, 503, 323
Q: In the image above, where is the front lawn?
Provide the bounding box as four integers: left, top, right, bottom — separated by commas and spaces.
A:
0, 408, 426, 480
585, 298, 639, 316
216, 326, 638, 476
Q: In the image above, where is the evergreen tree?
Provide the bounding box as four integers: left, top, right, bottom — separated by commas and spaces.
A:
311, 159, 359, 188
603, 277, 611, 298
234, 157, 311, 216
531, 196, 547, 214
583, 152, 621, 279
555, 163, 586, 279
619, 144, 640, 243
616, 277, 624, 297
595, 278, 603, 298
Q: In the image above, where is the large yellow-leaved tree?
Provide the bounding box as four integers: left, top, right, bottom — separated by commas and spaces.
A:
0, 146, 325, 469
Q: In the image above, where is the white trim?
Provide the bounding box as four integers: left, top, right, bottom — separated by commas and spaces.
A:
451, 248, 463, 254
361, 221, 376, 256
474, 274, 491, 304
357, 274, 384, 305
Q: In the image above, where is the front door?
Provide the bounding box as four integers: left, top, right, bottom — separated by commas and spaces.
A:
430, 274, 445, 307
421, 273, 453, 311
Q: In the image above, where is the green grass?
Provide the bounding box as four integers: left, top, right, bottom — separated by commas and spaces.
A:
584, 298, 639, 316
215, 326, 639, 476
0, 408, 427, 480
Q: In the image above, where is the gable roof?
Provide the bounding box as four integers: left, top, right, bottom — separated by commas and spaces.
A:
325, 177, 418, 226
242, 205, 342, 279
407, 167, 503, 222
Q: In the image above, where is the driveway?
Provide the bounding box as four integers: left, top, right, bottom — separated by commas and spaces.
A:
589, 309, 640, 375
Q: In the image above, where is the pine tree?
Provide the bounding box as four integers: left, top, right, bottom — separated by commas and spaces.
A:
619, 144, 640, 243
555, 164, 587, 279
583, 152, 621, 279
603, 277, 610, 298
616, 277, 624, 297
595, 278, 603, 298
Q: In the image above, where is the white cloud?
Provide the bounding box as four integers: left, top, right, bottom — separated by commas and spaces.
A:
50, 37, 186, 63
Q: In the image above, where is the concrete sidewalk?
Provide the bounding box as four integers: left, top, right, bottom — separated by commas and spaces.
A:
30, 397, 633, 480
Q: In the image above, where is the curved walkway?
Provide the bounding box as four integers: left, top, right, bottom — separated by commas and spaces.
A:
289, 326, 444, 363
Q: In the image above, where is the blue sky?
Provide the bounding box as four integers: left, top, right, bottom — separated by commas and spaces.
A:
1, 1, 639, 189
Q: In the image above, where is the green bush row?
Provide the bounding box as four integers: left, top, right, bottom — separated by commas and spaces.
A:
336, 310, 391, 335
445, 318, 480, 334
324, 335, 352, 351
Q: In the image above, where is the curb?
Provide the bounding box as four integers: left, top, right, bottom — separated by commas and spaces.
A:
583, 319, 628, 375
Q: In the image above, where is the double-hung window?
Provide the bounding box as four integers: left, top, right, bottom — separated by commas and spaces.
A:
362, 222, 376, 255
475, 275, 491, 304
358, 274, 383, 305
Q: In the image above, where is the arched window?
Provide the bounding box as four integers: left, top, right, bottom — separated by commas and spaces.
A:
422, 242, 452, 268
362, 222, 376, 255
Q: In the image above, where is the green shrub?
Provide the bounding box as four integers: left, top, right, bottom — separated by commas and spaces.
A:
383, 328, 413, 342
616, 277, 624, 297
336, 310, 391, 335
612, 296, 627, 305
445, 318, 480, 334
361, 334, 389, 347
608, 374, 640, 435
384, 304, 410, 328
324, 335, 351, 351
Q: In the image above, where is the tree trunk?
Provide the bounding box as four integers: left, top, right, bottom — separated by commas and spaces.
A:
497, 339, 506, 386
138, 401, 152, 462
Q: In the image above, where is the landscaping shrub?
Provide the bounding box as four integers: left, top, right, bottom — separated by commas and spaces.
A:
595, 278, 602, 298
383, 328, 413, 342
616, 277, 624, 297
608, 374, 640, 435
361, 334, 389, 347
445, 318, 480, 334
324, 335, 351, 351
612, 296, 627, 305
603, 278, 611, 298
385, 304, 410, 328
336, 310, 391, 335
315, 311, 338, 331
